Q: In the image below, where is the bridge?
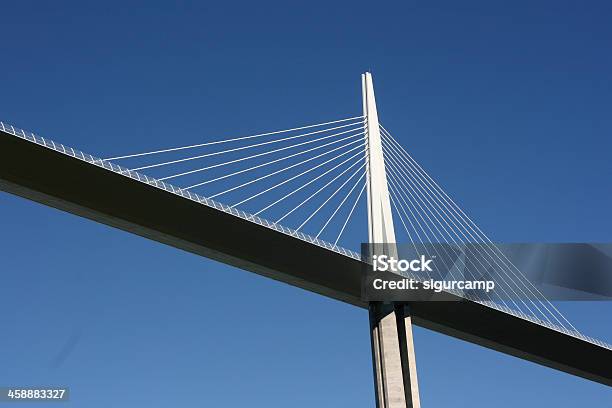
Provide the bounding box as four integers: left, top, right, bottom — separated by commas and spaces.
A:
1, 73, 610, 407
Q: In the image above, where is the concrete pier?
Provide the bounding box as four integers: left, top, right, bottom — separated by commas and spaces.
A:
370, 303, 420, 408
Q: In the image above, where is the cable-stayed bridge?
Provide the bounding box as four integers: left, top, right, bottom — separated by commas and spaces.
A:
0, 73, 610, 407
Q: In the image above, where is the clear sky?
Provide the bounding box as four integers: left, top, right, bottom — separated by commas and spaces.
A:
1, 1, 611, 406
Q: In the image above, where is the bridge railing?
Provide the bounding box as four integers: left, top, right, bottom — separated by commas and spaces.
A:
0, 122, 364, 263
1, 121, 610, 352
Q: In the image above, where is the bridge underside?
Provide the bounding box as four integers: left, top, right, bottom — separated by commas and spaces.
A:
0, 130, 610, 386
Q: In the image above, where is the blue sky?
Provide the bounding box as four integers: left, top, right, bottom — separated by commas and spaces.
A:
1, 1, 611, 406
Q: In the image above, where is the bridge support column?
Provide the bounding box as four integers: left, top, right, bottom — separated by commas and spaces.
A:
363, 72, 421, 407
370, 303, 421, 408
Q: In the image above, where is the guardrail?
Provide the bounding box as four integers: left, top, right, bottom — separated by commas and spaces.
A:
0, 121, 364, 262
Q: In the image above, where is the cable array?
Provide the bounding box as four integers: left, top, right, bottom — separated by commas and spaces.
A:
3, 115, 600, 344
379, 123, 578, 333
105, 116, 370, 248
104, 113, 578, 335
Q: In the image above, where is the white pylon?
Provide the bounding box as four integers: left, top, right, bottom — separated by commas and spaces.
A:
362, 72, 421, 408
362, 72, 397, 247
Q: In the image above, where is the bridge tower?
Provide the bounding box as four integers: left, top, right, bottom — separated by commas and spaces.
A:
362, 72, 421, 408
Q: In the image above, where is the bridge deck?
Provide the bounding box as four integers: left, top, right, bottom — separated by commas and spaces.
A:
0, 124, 610, 386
